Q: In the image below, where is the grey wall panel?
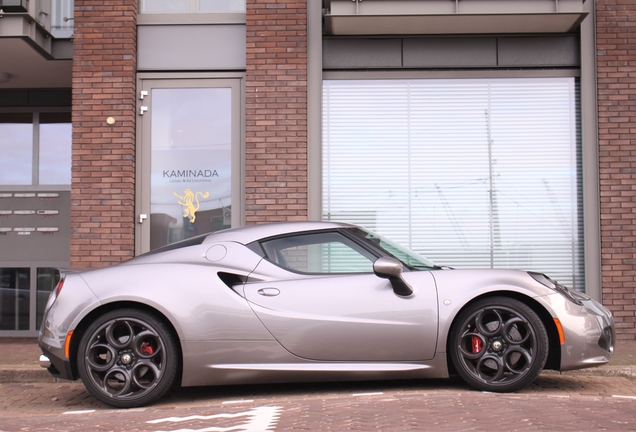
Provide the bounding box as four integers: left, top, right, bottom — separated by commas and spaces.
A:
51, 40, 73, 60
323, 38, 402, 69
0, 89, 71, 107
138, 25, 246, 70
498, 36, 580, 67
403, 37, 497, 67
0, 191, 70, 262
323, 35, 580, 70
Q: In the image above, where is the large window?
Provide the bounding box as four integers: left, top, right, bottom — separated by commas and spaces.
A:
323, 77, 584, 291
0, 113, 72, 186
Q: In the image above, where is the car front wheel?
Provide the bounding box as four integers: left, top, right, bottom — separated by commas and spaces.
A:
77, 308, 180, 408
449, 297, 548, 392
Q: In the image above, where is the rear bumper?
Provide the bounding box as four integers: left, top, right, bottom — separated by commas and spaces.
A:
37, 271, 100, 382
39, 343, 75, 381
39, 354, 50, 369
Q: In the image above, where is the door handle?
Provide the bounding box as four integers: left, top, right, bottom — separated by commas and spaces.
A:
257, 288, 280, 297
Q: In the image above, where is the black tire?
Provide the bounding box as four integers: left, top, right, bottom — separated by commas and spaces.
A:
77, 308, 180, 408
449, 297, 548, 393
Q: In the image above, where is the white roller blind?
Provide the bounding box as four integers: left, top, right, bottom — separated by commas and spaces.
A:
323, 77, 584, 291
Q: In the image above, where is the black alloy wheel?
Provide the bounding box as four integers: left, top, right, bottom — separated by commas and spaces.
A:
449, 297, 548, 392
77, 309, 179, 408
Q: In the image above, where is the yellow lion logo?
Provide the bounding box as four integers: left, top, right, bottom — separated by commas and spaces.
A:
174, 189, 210, 223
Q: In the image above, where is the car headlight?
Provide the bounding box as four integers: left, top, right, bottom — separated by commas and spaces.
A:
528, 272, 588, 306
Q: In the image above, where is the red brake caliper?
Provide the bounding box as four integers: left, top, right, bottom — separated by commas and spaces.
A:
140, 341, 154, 356
472, 331, 483, 354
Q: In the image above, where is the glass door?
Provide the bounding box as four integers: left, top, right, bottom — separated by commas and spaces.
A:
137, 78, 242, 253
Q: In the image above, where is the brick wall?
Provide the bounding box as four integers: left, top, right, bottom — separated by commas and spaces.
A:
245, 0, 308, 223
70, 0, 137, 268
597, 0, 636, 340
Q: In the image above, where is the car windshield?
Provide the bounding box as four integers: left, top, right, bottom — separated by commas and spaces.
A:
348, 228, 437, 270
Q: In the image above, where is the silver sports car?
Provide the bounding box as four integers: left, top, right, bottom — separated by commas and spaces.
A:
38, 222, 615, 408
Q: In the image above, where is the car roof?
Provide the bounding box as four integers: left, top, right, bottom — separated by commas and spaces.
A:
202, 221, 355, 245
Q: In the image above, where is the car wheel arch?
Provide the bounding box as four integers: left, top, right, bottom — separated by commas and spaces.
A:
68, 301, 183, 382
444, 291, 561, 376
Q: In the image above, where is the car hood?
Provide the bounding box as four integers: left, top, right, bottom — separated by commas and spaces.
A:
426, 267, 555, 298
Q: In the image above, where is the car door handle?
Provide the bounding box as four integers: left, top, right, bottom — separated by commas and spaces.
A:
257, 288, 280, 297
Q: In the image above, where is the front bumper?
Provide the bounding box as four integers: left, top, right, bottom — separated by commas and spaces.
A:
553, 294, 615, 371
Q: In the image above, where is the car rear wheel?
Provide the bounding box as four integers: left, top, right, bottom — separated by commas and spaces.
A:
77, 308, 180, 408
449, 297, 548, 392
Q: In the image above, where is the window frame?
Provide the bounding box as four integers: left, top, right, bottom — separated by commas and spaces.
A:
135, 73, 245, 255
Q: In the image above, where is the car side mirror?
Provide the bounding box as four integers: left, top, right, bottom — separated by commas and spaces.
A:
373, 257, 414, 297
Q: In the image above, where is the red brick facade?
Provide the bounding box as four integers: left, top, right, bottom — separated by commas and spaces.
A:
245, 0, 308, 223
597, 0, 636, 340
70, 0, 138, 268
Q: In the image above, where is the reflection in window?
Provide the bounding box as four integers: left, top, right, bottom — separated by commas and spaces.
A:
260, 232, 376, 274
40, 113, 72, 185
0, 114, 33, 185
0, 113, 71, 186
0, 112, 71, 186
323, 77, 584, 291
0, 268, 30, 330
140, 0, 245, 13
150, 87, 232, 250
36, 268, 60, 330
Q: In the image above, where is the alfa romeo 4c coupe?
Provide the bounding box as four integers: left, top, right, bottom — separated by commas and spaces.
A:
38, 222, 615, 408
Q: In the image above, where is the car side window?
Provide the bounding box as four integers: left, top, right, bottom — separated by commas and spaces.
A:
260, 232, 377, 274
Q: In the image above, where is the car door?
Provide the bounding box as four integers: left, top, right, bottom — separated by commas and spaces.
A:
243, 231, 438, 362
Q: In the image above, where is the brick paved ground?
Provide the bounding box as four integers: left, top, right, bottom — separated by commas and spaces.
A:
0, 338, 634, 430
0, 374, 635, 430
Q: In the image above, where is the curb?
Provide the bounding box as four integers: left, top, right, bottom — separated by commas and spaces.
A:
0, 367, 63, 384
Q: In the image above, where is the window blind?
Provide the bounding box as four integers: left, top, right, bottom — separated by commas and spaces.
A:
323, 77, 584, 291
